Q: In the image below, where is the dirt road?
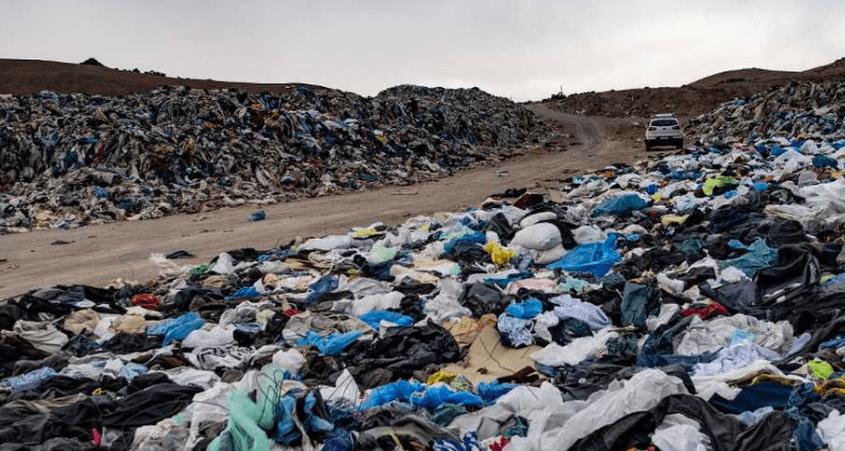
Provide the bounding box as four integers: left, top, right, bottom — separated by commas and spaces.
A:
0, 107, 648, 298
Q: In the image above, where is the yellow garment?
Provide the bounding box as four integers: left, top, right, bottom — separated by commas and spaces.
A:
427, 370, 457, 385
483, 241, 517, 266
751, 374, 803, 387
351, 227, 381, 238
661, 214, 689, 226
651, 193, 663, 202
703, 175, 737, 196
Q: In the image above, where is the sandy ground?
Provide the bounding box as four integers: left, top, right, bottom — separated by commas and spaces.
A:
0, 106, 666, 298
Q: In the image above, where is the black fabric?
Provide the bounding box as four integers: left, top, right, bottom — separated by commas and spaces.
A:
100, 383, 202, 428
486, 212, 515, 241
346, 321, 460, 388
732, 411, 795, 451
0, 305, 22, 331
102, 332, 163, 353
571, 394, 746, 451
459, 283, 511, 316
764, 219, 807, 246
0, 397, 109, 445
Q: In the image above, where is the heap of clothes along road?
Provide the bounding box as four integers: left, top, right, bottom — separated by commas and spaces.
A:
0, 85, 548, 233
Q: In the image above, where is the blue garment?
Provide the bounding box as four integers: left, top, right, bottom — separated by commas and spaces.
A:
477, 381, 517, 403
305, 275, 339, 304
718, 238, 777, 277
497, 314, 534, 347
432, 432, 482, 451
813, 154, 838, 169
248, 209, 266, 222
505, 298, 543, 319
321, 429, 354, 451
118, 362, 148, 381
358, 310, 413, 330
552, 295, 611, 330
547, 234, 621, 277
225, 286, 260, 300
820, 335, 845, 350
275, 395, 300, 445
297, 331, 362, 356
484, 271, 532, 289
410, 385, 484, 410
621, 282, 651, 327
592, 194, 648, 217
710, 381, 794, 414
443, 230, 486, 256
93, 186, 109, 199
0, 367, 57, 392
359, 380, 426, 410
147, 312, 205, 346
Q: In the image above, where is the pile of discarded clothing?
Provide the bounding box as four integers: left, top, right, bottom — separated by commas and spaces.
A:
6, 127, 845, 449
690, 81, 845, 145
0, 85, 547, 233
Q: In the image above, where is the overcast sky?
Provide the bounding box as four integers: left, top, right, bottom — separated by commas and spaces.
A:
2, 0, 844, 100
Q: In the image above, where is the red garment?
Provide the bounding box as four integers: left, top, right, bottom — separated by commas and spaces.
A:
283, 308, 300, 317
131, 293, 160, 310
681, 301, 728, 320
489, 436, 510, 451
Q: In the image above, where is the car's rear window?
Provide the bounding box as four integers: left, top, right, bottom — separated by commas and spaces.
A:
650, 119, 678, 127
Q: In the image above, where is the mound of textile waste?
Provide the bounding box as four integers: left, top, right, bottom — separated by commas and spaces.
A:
0, 85, 547, 233
690, 81, 845, 145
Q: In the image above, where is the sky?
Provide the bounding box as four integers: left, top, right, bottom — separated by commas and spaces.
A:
2, 0, 845, 101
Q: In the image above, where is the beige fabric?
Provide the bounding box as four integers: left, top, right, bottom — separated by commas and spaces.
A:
63, 309, 100, 334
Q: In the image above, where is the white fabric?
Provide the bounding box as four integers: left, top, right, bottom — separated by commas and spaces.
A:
818, 410, 845, 451
12, 320, 68, 353
424, 278, 472, 322
532, 244, 566, 264
272, 349, 306, 375
652, 424, 708, 451
531, 328, 618, 366
181, 326, 235, 349
676, 314, 793, 356
298, 234, 353, 251
646, 304, 681, 331
513, 369, 688, 450
319, 369, 360, 405
350, 291, 404, 316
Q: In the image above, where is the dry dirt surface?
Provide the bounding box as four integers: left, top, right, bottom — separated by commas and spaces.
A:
0, 105, 672, 298
545, 58, 845, 118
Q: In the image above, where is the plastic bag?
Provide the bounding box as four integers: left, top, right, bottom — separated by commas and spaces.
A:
409, 385, 484, 409
505, 298, 543, 319
547, 234, 621, 277
359, 380, 426, 410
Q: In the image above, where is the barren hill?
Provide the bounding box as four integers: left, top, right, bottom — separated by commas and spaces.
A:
545, 58, 845, 118
0, 58, 321, 96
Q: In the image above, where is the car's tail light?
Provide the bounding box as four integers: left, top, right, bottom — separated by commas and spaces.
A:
672, 125, 680, 130
648, 127, 656, 131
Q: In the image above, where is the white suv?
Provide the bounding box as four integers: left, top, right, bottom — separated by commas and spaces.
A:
645, 113, 684, 150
